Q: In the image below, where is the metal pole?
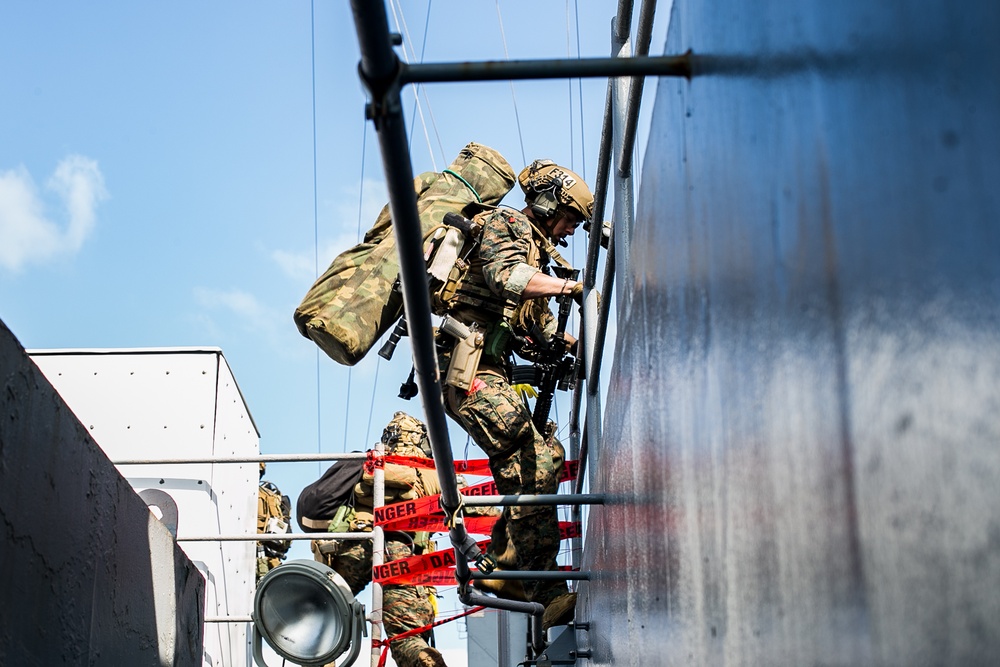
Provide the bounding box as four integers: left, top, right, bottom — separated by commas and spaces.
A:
348, 0, 462, 523
460, 494, 604, 507
584, 80, 615, 292
113, 452, 367, 465
589, 220, 618, 391
399, 54, 690, 84
348, 0, 479, 597
614, 0, 635, 42
618, 0, 658, 177
470, 571, 590, 581
610, 21, 636, 346
177, 532, 372, 542
370, 440, 385, 667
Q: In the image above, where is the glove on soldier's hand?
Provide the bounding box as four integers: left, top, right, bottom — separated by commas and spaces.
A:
570, 282, 602, 313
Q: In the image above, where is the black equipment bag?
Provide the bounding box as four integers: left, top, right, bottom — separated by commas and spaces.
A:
295, 457, 366, 532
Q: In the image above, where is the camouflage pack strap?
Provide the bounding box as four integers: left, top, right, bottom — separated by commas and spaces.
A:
442, 169, 483, 203
525, 218, 574, 272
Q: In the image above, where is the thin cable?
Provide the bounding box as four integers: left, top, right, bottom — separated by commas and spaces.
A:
406, 1, 434, 149
566, 0, 575, 173
574, 0, 587, 180
495, 0, 526, 166
365, 355, 381, 447
390, 0, 444, 169
310, 0, 322, 474
343, 123, 370, 453
393, 0, 449, 170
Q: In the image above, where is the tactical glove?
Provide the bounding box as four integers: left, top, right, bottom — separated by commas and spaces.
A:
570, 282, 602, 313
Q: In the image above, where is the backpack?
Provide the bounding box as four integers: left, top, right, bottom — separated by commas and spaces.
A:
295, 458, 366, 533
293, 142, 515, 366
257, 480, 292, 559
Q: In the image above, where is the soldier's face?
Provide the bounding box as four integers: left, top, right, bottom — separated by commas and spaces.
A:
549, 211, 581, 243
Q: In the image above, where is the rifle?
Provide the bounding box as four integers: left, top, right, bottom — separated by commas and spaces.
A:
525, 265, 580, 433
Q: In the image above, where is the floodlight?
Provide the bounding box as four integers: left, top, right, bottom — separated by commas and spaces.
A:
252, 559, 366, 667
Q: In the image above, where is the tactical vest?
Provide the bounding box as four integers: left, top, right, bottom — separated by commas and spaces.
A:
447, 208, 573, 339
257, 480, 292, 579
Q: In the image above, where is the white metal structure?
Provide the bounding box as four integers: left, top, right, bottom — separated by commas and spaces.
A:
29, 347, 259, 667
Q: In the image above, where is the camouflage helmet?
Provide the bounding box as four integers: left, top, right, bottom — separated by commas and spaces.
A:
382, 411, 432, 457
518, 159, 593, 222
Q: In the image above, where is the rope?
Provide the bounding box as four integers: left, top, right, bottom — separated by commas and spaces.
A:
495, 0, 526, 166
373, 605, 487, 667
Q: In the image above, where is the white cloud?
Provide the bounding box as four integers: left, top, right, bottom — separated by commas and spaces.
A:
271, 177, 389, 283
0, 155, 108, 272
193, 286, 287, 346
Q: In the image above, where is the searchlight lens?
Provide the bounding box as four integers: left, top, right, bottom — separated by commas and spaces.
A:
252, 560, 365, 667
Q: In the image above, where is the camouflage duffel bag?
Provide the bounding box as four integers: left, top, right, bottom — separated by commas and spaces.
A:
293, 142, 515, 366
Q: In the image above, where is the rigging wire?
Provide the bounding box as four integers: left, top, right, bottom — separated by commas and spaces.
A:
405, 1, 435, 152
343, 121, 372, 453
398, 0, 447, 166
494, 0, 526, 166
566, 0, 575, 173
574, 0, 587, 181
310, 0, 322, 474
389, 0, 446, 169
365, 355, 382, 447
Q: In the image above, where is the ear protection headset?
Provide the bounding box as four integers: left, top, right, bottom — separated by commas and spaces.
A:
529, 187, 560, 220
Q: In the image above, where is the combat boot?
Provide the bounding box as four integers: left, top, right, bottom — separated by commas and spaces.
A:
542, 592, 577, 630
415, 647, 448, 667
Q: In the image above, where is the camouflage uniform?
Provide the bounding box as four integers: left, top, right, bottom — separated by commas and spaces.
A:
312, 414, 446, 667
256, 463, 291, 582
441, 207, 569, 608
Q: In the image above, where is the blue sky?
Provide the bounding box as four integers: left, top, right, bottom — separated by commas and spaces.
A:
1, 2, 667, 664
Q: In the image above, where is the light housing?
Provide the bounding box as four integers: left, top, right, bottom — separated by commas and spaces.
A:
251, 559, 366, 667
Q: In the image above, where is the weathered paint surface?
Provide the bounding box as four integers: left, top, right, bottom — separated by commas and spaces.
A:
0, 321, 205, 666
580, 0, 1000, 665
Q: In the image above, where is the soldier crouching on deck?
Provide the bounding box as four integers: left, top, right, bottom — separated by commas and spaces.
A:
436, 159, 593, 630
311, 412, 447, 667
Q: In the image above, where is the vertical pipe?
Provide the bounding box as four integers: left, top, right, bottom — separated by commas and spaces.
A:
348, 0, 464, 523
614, 0, 635, 43
568, 378, 585, 575
589, 226, 617, 393
370, 440, 385, 667
611, 23, 635, 323
583, 81, 615, 292
617, 0, 657, 177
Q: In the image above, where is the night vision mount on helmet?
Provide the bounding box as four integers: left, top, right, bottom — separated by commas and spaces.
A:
518, 159, 594, 222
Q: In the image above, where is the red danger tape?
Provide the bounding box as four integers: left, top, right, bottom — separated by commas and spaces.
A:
381, 456, 580, 481
373, 523, 581, 584
373, 540, 490, 584
380, 564, 581, 587
382, 455, 492, 475
374, 462, 581, 527
379, 514, 499, 535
